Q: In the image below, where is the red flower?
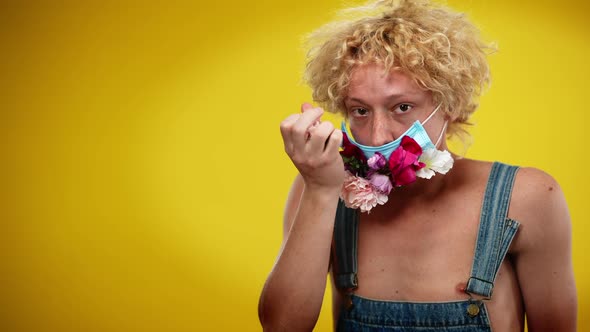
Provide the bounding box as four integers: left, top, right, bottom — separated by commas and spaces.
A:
388, 136, 426, 187
340, 133, 368, 176
340, 133, 367, 162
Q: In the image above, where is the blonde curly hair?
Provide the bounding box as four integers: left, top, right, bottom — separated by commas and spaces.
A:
303, 0, 493, 138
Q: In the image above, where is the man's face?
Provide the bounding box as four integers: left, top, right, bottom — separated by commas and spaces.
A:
343, 63, 444, 147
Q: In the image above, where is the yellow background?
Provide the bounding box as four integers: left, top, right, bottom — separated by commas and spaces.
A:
1, 0, 588, 331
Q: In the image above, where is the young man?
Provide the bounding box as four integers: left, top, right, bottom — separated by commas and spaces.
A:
259, 1, 577, 331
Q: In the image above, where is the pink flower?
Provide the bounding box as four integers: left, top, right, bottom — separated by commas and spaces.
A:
368, 173, 393, 194
389, 136, 426, 187
341, 171, 388, 213
367, 152, 387, 170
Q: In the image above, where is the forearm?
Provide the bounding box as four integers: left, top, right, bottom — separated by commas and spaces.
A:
259, 187, 340, 331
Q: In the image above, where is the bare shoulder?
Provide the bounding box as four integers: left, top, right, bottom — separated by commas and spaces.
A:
508, 166, 571, 253
509, 166, 568, 224
448, 159, 570, 253
453, 159, 565, 215
512, 166, 562, 202
446, 157, 494, 184
282, 174, 305, 239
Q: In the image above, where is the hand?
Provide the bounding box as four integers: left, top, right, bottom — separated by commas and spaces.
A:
280, 103, 344, 192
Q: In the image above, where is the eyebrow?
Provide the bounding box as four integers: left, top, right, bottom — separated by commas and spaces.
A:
345, 97, 367, 106
345, 94, 410, 105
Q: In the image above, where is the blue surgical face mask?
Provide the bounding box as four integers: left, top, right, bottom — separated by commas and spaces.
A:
341, 104, 447, 160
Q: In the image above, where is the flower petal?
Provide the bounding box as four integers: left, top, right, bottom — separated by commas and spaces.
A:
367, 152, 387, 170
368, 173, 393, 194
340, 133, 367, 162
340, 171, 389, 213
394, 166, 417, 186
401, 136, 422, 155
419, 148, 454, 174
388, 146, 405, 174
416, 167, 435, 179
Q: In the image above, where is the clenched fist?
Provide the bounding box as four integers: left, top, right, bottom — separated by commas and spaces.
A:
280, 103, 345, 192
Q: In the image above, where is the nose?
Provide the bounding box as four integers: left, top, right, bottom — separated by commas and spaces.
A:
368, 112, 398, 146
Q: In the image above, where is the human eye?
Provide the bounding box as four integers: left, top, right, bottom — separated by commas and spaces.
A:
350, 107, 370, 118
393, 103, 413, 114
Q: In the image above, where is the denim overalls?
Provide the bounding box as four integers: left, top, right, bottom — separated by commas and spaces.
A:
331, 162, 520, 331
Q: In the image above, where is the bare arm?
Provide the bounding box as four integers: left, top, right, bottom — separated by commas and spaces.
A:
510, 168, 577, 331
258, 104, 344, 331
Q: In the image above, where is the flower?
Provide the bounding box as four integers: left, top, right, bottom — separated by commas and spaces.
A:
340, 133, 368, 176
388, 136, 425, 187
415, 166, 436, 179
341, 171, 388, 213
368, 172, 393, 194
416, 148, 454, 179
339, 134, 453, 213
367, 152, 387, 170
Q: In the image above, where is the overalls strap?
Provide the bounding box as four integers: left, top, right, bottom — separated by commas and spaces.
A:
332, 199, 359, 290
465, 162, 521, 298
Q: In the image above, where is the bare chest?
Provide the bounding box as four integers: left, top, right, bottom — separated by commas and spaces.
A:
331, 162, 525, 330
354, 194, 482, 301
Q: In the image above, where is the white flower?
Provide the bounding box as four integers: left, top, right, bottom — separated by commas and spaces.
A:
416, 149, 454, 179
416, 167, 436, 179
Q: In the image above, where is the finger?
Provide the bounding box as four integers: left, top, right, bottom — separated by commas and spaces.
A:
307, 121, 335, 154
301, 102, 314, 113
291, 107, 324, 149
279, 114, 300, 154
324, 128, 343, 157
302, 103, 321, 129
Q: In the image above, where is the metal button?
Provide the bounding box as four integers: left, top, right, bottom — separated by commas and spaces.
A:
467, 303, 480, 317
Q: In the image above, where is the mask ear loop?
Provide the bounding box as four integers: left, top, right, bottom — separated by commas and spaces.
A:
422, 104, 442, 125
422, 104, 447, 149
434, 121, 448, 148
